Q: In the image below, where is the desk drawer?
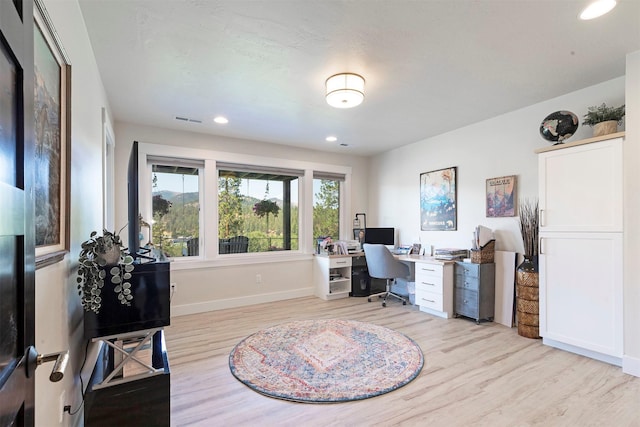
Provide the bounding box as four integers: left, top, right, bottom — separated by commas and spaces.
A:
415, 263, 444, 277
455, 262, 480, 279
416, 290, 443, 311
416, 279, 443, 295
455, 289, 479, 318
455, 274, 480, 291
329, 257, 352, 268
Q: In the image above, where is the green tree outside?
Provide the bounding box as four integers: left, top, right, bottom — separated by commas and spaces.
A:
313, 179, 339, 240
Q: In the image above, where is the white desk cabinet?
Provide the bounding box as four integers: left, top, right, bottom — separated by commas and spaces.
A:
414, 261, 453, 318
537, 134, 624, 365
314, 255, 352, 300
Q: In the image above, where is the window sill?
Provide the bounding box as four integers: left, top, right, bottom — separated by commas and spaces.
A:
168, 251, 315, 271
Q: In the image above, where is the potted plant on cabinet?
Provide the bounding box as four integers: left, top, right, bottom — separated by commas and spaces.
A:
77, 229, 135, 314
582, 103, 625, 137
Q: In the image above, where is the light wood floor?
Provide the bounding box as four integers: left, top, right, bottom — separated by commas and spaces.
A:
165, 296, 640, 426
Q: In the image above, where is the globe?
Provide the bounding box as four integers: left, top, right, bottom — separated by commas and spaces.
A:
539, 110, 579, 143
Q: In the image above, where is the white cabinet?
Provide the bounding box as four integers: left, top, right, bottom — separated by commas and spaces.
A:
314, 256, 352, 300
539, 137, 622, 232
414, 261, 453, 318
537, 135, 624, 364
539, 232, 623, 359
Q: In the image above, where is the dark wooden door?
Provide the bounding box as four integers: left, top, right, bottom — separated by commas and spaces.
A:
0, 0, 37, 425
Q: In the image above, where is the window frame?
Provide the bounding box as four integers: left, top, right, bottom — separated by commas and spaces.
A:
148, 159, 204, 259
136, 142, 352, 267
217, 165, 302, 255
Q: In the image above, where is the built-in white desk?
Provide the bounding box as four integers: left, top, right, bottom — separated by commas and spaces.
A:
396, 255, 455, 318
313, 253, 455, 318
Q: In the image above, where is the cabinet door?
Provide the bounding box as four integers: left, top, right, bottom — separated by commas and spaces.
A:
538, 138, 622, 232
539, 232, 623, 357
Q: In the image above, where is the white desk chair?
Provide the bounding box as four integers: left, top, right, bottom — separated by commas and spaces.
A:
363, 243, 411, 307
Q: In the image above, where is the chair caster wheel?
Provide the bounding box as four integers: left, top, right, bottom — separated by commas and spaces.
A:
382, 302, 386, 307
403, 300, 407, 305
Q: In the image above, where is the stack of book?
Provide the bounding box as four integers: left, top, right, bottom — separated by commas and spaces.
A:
434, 248, 468, 260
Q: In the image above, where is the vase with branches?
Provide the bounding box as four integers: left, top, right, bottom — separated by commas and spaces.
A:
516, 198, 540, 339
518, 198, 539, 260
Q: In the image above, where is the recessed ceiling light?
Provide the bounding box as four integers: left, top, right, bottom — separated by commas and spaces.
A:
326, 136, 337, 142
579, 0, 617, 20
214, 116, 229, 124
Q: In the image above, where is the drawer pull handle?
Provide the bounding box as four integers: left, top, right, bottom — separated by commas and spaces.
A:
421, 268, 435, 272
421, 282, 435, 286
336, 261, 347, 265
422, 298, 435, 303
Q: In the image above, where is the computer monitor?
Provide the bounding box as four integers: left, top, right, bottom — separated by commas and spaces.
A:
363, 227, 395, 246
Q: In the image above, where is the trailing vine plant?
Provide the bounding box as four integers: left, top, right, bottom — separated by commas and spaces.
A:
77, 229, 135, 313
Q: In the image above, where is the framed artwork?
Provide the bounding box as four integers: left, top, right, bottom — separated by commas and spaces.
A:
34, 0, 71, 269
486, 175, 516, 217
420, 167, 457, 231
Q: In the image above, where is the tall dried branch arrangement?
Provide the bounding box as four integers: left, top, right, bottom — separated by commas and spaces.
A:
519, 198, 539, 257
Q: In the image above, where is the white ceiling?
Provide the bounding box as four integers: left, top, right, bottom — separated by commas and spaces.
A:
78, 0, 640, 156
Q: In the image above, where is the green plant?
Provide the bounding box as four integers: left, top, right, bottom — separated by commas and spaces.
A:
582, 103, 625, 126
252, 199, 280, 218
77, 229, 135, 313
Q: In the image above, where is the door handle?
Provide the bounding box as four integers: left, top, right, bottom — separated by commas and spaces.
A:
26, 346, 69, 382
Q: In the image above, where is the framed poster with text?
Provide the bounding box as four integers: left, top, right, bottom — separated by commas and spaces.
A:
420, 167, 457, 231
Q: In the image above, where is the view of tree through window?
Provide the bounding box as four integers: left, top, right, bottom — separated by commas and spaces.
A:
218, 170, 299, 253
313, 179, 340, 241
151, 165, 200, 257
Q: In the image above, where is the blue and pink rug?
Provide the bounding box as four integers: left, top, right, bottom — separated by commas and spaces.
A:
229, 319, 423, 403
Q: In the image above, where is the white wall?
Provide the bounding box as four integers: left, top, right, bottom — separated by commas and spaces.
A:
623, 50, 640, 376
370, 77, 626, 253
113, 122, 371, 315
34, 1, 113, 426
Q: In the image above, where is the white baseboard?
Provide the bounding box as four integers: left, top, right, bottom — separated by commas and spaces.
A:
170, 287, 315, 317
542, 337, 623, 367
623, 354, 640, 377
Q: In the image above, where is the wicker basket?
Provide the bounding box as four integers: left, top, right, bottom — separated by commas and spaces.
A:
516, 284, 539, 301
517, 323, 540, 339
516, 264, 540, 339
470, 240, 495, 264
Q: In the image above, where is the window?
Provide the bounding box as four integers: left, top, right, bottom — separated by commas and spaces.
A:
313, 172, 344, 242
150, 160, 201, 257
217, 163, 301, 254
138, 141, 351, 260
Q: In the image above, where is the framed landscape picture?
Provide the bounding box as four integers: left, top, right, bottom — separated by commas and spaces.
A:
34, 0, 71, 268
486, 175, 516, 217
420, 167, 457, 231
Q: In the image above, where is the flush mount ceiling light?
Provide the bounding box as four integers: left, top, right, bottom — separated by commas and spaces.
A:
214, 116, 229, 124
580, 0, 617, 20
325, 73, 365, 108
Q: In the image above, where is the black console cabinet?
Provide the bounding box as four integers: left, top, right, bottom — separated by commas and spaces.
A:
84, 261, 171, 426
84, 330, 170, 427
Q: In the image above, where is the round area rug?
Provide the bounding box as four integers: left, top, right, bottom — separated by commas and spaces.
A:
229, 319, 423, 403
